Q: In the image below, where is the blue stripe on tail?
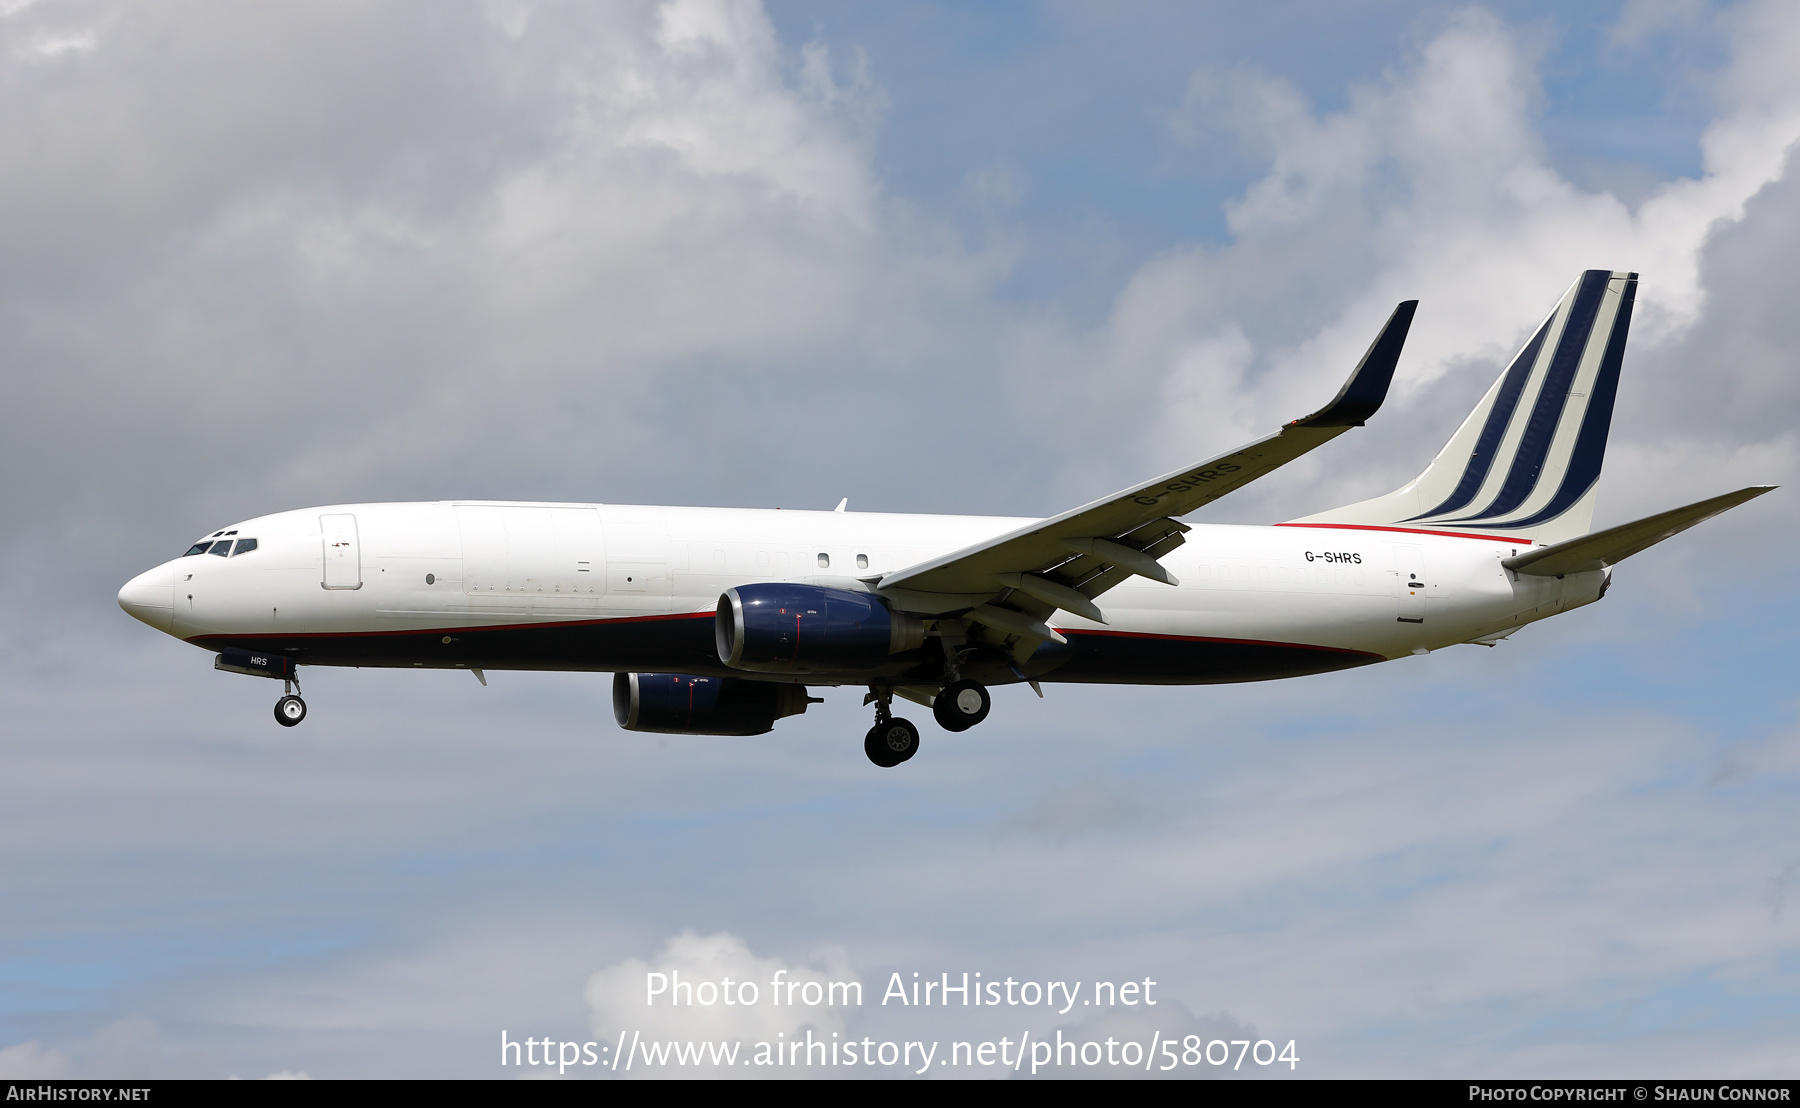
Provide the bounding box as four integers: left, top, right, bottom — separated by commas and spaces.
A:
1481, 273, 1636, 530
1404, 315, 1551, 522
1451, 269, 1612, 522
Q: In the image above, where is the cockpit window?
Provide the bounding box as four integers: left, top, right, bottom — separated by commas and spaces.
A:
183, 542, 212, 557
208, 540, 232, 557
231, 538, 258, 556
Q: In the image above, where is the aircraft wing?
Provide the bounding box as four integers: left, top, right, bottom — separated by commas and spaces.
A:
1503, 485, 1776, 577
875, 301, 1417, 643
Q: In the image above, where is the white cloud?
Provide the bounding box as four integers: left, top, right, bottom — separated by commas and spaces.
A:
1124, 2, 1800, 533
20, 30, 96, 58
0, 0, 994, 571
585, 930, 856, 1076
0, 1040, 71, 1079
0, 1017, 214, 1079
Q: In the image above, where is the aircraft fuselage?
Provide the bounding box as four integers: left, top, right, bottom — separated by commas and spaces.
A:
118, 500, 1604, 688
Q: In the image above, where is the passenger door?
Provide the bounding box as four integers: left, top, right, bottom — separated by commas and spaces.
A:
321, 514, 362, 590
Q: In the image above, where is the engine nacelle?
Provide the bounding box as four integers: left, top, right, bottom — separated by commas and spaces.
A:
612, 672, 812, 736
715, 583, 925, 674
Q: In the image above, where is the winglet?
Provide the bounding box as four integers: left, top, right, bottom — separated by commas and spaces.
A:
1291, 300, 1418, 429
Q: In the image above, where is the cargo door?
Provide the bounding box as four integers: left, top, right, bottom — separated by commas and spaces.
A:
455, 505, 604, 605
506, 506, 604, 605
602, 510, 671, 598
321, 513, 362, 590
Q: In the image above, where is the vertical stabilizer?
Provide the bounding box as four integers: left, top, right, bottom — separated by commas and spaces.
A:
1286, 270, 1637, 546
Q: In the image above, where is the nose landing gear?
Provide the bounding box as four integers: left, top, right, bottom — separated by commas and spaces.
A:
273, 676, 306, 728
275, 695, 307, 727
862, 688, 919, 767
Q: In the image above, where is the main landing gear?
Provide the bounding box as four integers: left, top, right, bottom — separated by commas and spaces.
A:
863, 689, 919, 768
274, 676, 307, 728
862, 678, 996, 766
933, 679, 990, 732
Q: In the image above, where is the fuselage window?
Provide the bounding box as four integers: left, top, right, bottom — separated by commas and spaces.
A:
209, 540, 232, 556
817, 553, 830, 568
856, 554, 869, 569
231, 538, 258, 556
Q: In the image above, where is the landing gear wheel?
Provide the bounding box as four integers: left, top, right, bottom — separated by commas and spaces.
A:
864, 717, 920, 767
274, 695, 307, 727
933, 680, 990, 732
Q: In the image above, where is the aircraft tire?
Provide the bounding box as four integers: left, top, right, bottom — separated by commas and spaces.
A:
933, 680, 990, 732
864, 718, 919, 767
274, 695, 307, 727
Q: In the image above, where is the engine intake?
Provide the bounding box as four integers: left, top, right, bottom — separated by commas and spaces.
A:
716, 583, 925, 674
612, 672, 813, 736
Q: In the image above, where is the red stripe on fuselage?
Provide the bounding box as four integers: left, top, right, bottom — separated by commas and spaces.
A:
1274, 522, 1535, 544
187, 611, 1387, 665
182, 609, 715, 644
1062, 627, 1384, 661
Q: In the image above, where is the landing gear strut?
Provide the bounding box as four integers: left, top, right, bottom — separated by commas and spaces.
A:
274, 675, 306, 728
863, 688, 919, 767
933, 679, 990, 732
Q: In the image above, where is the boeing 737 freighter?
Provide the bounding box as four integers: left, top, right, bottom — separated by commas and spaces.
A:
119, 271, 1772, 766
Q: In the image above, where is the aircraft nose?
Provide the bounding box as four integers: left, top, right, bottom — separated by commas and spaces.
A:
118, 563, 176, 633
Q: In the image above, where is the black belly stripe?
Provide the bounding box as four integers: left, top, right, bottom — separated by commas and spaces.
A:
189, 617, 1384, 686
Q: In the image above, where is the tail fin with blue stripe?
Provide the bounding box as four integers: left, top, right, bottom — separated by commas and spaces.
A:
1289, 269, 1636, 545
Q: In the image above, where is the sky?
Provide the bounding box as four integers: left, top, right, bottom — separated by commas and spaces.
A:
1, 0, 1798, 1080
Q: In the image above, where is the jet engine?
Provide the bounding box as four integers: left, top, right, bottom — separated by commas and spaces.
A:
715, 583, 925, 674
612, 672, 814, 736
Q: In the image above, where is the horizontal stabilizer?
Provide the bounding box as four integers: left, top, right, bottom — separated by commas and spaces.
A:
1503, 486, 1776, 577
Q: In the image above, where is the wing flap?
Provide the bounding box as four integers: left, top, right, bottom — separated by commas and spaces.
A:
1503, 486, 1776, 577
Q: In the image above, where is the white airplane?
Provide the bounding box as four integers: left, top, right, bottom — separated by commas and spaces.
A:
119, 270, 1772, 766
